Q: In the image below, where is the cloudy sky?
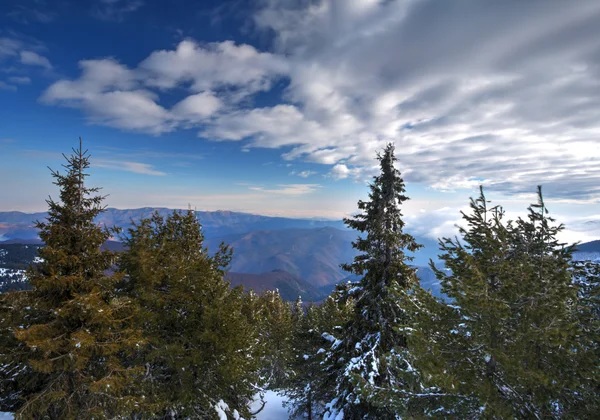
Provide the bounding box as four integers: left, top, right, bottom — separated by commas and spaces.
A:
1, 0, 600, 242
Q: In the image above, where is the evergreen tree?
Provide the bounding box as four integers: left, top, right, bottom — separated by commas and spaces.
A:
570, 259, 600, 417
283, 294, 354, 419
284, 300, 319, 420
320, 143, 429, 419
118, 209, 260, 419
508, 187, 585, 417
428, 188, 523, 418
7, 141, 143, 419
429, 187, 594, 418
254, 289, 295, 389
0, 291, 33, 413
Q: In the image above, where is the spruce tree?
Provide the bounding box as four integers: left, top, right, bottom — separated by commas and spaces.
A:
321, 143, 428, 419
0, 291, 33, 413
8, 141, 143, 419
118, 209, 260, 419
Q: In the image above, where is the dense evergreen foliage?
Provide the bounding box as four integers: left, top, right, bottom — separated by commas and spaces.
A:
1, 142, 598, 419
118, 209, 261, 418
1, 142, 143, 419
422, 187, 600, 418
293, 143, 432, 419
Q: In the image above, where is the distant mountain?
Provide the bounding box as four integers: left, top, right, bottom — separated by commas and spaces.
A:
0, 208, 441, 267
573, 240, 600, 262
320, 265, 443, 298
574, 240, 600, 253
415, 265, 443, 297
226, 270, 327, 302
0, 208, 347, 242
207, 227, 359, 287
205, 228, 440, 287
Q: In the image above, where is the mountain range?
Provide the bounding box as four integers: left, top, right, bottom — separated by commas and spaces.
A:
3, 208, 595, 300
0, 208, 347, 241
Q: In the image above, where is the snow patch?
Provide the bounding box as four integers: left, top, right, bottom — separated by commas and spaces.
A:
214, 400, 229, 420
253, 390, 289, 420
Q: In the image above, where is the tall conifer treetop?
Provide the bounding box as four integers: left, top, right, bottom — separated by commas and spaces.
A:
9, 140, 142, 419
322, 143, 428, 419
36, 139, 115, 284
341, 143, 422, 344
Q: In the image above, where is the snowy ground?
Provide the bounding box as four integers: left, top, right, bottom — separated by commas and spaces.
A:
253, 390, 291, 419
0, 392, 291, 420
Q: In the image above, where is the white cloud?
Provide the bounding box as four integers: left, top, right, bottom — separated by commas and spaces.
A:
139, 40, 289, 96
0, 37, 21, 58
41, 59, 171, 134
41, 40, 287, 134
39, 2, 600, 201
248, 184, 321, 195
247, 0, 600, 200
0, 35, 49, 82
20, 51, 52, 69
330, 164, 350, 180
406, 206, 466, 242
95, 159, 166, 176
291, 170, 317, 178
171, 92, 222, 122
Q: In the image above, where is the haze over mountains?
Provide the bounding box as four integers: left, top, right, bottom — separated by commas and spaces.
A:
5, 207, 597, 300
0, 208, 441, 264
0, 208, 447, 298
3, 207, 598, 301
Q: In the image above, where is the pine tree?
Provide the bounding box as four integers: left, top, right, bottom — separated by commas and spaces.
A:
118, 209, 260, 419
320, 143, 429, 419
8, 140, 143, 419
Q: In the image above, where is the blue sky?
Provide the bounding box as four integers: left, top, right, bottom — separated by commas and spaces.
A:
2, 0, 600, 242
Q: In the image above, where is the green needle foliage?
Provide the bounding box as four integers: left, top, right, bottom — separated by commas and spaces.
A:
7, 140, 143, 419
319, 143, 432, 419
254, 289, 295, 390
428, 186, 598, 418
283, 293, 354, 419
118, 209, 260, 419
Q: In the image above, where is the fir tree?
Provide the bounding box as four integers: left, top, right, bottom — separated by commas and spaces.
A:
320, 143, 429, 419
118, 209, 260, 419
8, 140, 143, 419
